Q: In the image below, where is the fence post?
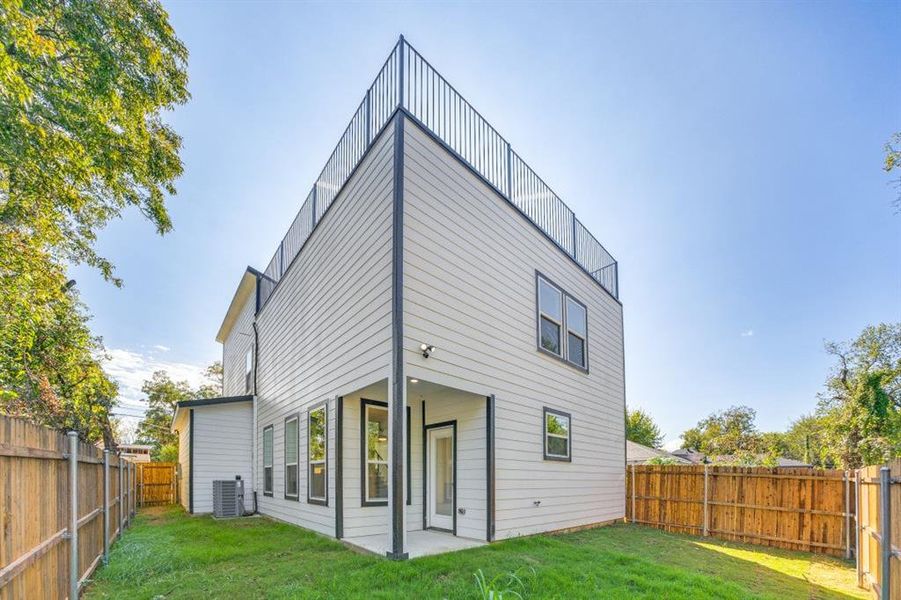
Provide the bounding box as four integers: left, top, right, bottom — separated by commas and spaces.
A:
703, 464, 709, 537
631, 463, 636, 523
103, 449, 110, 565
67, 431, 79, 600
855, 469, 862, 584
118, 452, 124, 537
880, 467, 891, 599
844, 470, 851, 559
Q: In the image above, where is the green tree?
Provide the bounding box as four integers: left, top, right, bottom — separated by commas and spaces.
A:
626, 409, 664, 448
0, 0, 189, 443
681, 405, 760, 457
885, 132, 901, 212
1, 0, 189, 282
135, 362, 222, 460
782, 414, 832, 467
816, 323, 901, 468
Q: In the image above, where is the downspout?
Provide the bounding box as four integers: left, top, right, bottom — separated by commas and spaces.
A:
251, 318, 260, 515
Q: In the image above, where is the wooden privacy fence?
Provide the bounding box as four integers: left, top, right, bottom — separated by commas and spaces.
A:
137, 462, 176, 507
0, 416, 137, 599
626, 465, 854, 557
856, 459, 900, 599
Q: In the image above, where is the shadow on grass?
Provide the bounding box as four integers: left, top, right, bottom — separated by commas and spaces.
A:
84, 507, 865, 600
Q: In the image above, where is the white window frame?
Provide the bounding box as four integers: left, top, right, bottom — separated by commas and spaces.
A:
536, 272, 589, 372
307, 403, 328, 505
363, 401, 389, 505
262, 425, 273, 496
284, 415, 299, 500
543, 407, 572, 462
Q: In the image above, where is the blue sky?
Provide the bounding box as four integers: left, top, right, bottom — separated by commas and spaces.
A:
74, 2, 900, 446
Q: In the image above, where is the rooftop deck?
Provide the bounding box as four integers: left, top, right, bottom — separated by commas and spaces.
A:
257, 37, 619, 308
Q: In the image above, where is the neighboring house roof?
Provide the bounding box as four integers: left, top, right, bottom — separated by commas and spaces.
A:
118, 444, 153, 451
216, 267, 265, 343
170, 395, 254, 433
670, 448, 811, 468
626, 441, 691, 465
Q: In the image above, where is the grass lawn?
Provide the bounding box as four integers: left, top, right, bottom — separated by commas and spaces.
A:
84, 506, 866, 599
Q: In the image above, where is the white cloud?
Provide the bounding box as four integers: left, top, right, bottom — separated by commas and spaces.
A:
152, 344, 171, 352
662, 438, 683, 452
103, 348, 209, 424
740, 329, 754, 337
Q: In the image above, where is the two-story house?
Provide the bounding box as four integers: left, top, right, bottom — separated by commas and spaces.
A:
171, 37, 625, 559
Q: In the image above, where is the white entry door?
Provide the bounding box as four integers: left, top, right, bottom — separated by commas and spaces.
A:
427, 425, 455, 531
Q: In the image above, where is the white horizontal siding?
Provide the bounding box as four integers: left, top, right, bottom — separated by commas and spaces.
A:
176, 412, 190, 511
253, 124, 395, 537
223, 294, 255, 397
401, 117, 626, 540
421, 389, 486, 541
192, 402, 254, 514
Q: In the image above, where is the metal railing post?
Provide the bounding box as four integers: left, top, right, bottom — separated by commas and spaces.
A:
103, 449, 110, 564
703, 464, 709, 537
67, 432, 78, 600
311, 186, 318, 230
398, 35, 405, 109
365, 90, 372, 148
506, 143, 513, 200
880, 467, 891, 599
571, 217, 578, 262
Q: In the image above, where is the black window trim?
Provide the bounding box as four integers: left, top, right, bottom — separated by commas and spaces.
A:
535, 271, 590, 373
543, 406, 572, 462
307, 401, 329, 506
262, 423, 274, 497
360, 398, 411, 507
284, 413, 300, 501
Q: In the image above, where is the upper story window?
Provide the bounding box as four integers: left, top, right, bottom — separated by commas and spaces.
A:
537, 273, 588, 370
245, 349, 253, 393
262, 425, 274, 496
308, 404, 327, 505
543, 407, 571, 461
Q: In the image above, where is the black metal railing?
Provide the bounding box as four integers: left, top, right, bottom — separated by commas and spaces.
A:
258, 37, 619, 307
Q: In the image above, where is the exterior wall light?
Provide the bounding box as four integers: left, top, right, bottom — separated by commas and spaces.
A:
420, 344, 436, 358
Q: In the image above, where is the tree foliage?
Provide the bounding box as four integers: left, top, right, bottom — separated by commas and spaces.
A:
0, 0, 188, 443
135, 362, 221, 460
885, 132, 901, 213
1, 0, 189, 282
626, 408, 664, 448
681, 405, 759, 458
816, 323, 901, 468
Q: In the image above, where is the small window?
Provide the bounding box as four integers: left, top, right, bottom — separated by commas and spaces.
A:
565, 297, 587, 368
363, 402, 389, 504
544, 407, 571, 461
263, 425, 274, 496
537, 273, 588, 371
284, 416, 299, 499
308, 404, 327, 505
538, 277, 563, 355
245, 349, 253, 393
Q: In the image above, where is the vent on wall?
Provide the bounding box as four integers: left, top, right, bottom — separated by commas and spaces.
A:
213, 478, 245, 518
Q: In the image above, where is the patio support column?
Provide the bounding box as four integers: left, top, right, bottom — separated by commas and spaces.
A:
387, 110, 408, 560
